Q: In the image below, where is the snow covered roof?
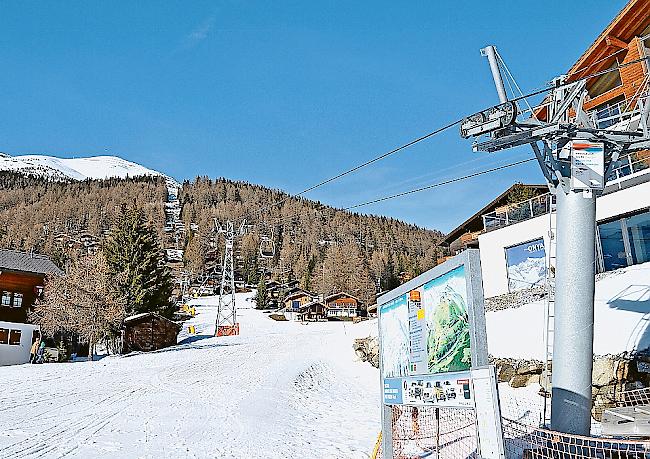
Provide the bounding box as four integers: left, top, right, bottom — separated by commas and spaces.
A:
124, 312, 180, 329
0, 249, 63, 276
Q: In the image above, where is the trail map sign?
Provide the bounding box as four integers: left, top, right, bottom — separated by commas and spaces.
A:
378, 249, 505, 458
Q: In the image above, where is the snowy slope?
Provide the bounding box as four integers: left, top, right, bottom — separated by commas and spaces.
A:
0, 292, 381, 459
0, 153, 178, 186
487, 262, 650, 360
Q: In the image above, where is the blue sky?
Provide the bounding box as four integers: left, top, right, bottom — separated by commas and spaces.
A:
0, 1, 625, 232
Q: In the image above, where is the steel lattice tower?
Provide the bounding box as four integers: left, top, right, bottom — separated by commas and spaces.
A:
215, 220, 239, 336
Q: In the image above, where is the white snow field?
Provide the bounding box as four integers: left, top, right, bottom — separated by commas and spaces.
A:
487, 261, 650, 360
0, 153, 178, 186
0, 292, 381, 459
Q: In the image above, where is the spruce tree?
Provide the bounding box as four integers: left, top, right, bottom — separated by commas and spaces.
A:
103, 207, 173, 317
255, 277, 268, 309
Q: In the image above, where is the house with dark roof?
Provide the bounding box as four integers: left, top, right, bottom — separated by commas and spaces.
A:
0, 249, 62, 366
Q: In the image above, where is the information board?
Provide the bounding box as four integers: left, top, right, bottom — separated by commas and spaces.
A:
570, 141, 605, 190
378, 250, 505, 458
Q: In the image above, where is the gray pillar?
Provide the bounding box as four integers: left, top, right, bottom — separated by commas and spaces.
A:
482, 45, 508, 104
551, 188, 596, 435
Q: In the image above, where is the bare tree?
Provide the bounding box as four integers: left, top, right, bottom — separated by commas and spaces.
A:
30, 253, 126, 361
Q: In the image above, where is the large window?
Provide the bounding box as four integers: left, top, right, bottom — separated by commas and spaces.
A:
599, 220, 628, 271
0, 328, 8, 344
1, 291, 11, 307
627, 213, 650, 265
9, 329, 21, 346
598, 209, 650, 272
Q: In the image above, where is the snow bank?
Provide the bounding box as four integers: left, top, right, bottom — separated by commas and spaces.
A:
487, 262, 650, 359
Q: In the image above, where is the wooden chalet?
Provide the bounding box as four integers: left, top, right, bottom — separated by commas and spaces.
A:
324, 292, 363, 319
298, 300, 327, 322
283, 289, 316, 311
0, 249, 62, 366
0, 249, 62, 324
122, 312, 181, 353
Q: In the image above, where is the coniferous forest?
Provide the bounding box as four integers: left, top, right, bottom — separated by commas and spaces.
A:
0, 172, 443, 305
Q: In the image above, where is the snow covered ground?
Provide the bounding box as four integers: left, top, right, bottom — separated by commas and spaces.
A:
0, 292, 380, 459
487, 262, 650, 360
0, 153, 178, 186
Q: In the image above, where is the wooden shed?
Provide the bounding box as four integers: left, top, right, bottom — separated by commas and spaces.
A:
122, 312, 181, 353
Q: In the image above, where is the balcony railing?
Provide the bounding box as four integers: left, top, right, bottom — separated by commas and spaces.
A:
482, 193, 553, 232
608, 151, 650, 183
481, 152, 650, 232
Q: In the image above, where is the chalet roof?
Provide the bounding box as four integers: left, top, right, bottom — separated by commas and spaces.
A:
441, 184, 548, 246
299, 300, 325, 311
124, 312, 181, 329
0, 249, 63, 276
324, 292, 362, 304
283, 290, 315, 302
567, 0, 650, 80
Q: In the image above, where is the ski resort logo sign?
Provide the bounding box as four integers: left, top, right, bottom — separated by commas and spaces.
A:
378, 249, 489, 408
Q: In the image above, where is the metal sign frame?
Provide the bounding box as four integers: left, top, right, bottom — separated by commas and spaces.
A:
378, 249, 503, 458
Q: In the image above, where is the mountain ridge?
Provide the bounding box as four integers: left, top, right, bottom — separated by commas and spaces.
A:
0, 153, 179, 186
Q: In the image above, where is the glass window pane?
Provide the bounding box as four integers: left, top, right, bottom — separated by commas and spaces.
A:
626, 212, 650, 265
1, 292, 11, 307
9, 329, 21, 346
599, 220, 628, 271
0, 328, 8, 344
13, 293, 23, 308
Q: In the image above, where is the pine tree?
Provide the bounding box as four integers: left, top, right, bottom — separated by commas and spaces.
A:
103, 207, 173, 317
255, 277, 268, 309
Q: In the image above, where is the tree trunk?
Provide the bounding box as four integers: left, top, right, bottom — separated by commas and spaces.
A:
88, 341, 94, 361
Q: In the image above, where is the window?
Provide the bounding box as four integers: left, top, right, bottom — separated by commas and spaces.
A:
627, 213, 650, 265
1, 291, 10, 307
12, 293, 23, 308
598, 220, 628, 271
0, 328, 8, 344
9, 329, 21, 346
588, 61, 623, 98
593, 95, 626, 129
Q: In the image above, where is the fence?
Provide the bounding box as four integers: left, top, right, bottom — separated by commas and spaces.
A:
377, 386, 650, 458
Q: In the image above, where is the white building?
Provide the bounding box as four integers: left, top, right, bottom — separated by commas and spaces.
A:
443, 155, 650, 298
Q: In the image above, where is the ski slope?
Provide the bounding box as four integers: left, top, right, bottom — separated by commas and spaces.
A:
0, 292, 380, 459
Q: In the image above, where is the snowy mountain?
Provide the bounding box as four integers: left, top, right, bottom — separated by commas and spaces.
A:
0, 153, 178, 186
507, 256, 546, 291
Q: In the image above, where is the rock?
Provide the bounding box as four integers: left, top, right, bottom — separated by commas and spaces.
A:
517, 362, 543, 375
497, 362, 516, 383
509, 374, 531, 388
592, 357, 617, 387
353, 336, 379, 369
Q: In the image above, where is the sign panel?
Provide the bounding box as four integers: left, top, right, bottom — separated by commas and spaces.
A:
570, 141, 605, 190
378, 250, 504, 458
505, 238, 546, 292
379, 265, 471, 384
383, 371, 474, 408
